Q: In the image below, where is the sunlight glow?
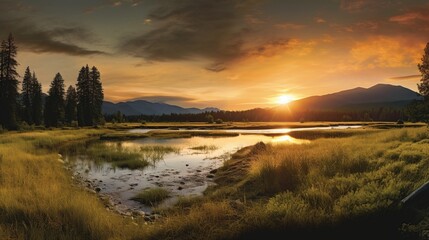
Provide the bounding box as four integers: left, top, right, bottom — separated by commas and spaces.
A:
276, 95, 294, 105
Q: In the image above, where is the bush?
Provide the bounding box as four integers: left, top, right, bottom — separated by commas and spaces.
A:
215, 119, 223, 124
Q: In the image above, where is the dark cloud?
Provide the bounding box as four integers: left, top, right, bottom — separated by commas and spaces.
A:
0, 17, 106, 56
0, 0, 34, 13
85, 0, 143, 13
120, 0, 260, 68
389, 75, 420, 80
127, 95, 195, 103
246, 39, 292, 57
340, 0, 400, 12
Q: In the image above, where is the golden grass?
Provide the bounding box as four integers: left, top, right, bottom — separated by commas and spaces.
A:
0, 129, 146, 239
1, 126, 429, 239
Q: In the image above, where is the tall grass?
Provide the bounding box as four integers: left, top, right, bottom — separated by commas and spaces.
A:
2, 127, 429, 240
131, 188, 170, 205
148, 127, 429, 239
0, 129, 146, 239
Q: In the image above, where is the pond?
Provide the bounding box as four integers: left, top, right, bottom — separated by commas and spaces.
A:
64, 125, 360, 215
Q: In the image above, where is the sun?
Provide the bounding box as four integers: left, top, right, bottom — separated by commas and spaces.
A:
277, 95, 294, 105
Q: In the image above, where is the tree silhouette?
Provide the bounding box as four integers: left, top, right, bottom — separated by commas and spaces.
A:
31, 72, 43, 125
65, 85, 77, 124
418, 42, 429, 100
0, 34, 19, 129
76, 65, 104, 126
21, 67, 33, 124
44, 73, 65, 127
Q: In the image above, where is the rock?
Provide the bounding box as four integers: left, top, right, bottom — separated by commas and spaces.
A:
209, 169, 218, 174
129, 183, 138, 187
185, 164, 189, 167
196, 170, 202, 172
180, 182, 185, 185
95, 187, 101, 192
206, 174, 215, 178
177, 186, 183, 190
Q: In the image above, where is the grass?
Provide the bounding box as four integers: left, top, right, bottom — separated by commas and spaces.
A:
149, 127, 429, 240
131, 188, 170, 205
0, 129, 146, 239
189, 145, 218, 151
2, 124, 429, 240
86, 142, 151, 169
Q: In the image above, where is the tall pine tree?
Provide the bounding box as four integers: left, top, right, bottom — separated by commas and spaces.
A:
418, 42, 429, 101
76, 65, 104, 126
90, 66, 104, 125
32, 72, 43, 125
44, 73, 65, 127
0, 34, 19, 129
65, 85, 77, 124
21, 66, 33, 124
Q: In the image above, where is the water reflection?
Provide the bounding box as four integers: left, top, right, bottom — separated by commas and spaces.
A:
271, 135, 310, 144
66, 133, 311, 213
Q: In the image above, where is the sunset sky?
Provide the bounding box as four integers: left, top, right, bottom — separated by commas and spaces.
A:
0, 0, 428, 110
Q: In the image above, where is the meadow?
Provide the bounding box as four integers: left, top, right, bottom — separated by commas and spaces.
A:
0, 123, 428, 239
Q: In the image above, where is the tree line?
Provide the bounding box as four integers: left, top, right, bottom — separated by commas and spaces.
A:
106, 107, 407, 123
0, 34, 104, 130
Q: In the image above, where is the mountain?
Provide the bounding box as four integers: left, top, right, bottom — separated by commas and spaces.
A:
284, 84, 422, 111
102, 100, 220, 116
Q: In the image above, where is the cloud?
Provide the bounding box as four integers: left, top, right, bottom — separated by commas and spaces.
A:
350, 36, 422, 68
275, 23, 305, 30
246, 39, 292, 57
340, 0, 396, 12
120, 0, 260, 68
0, 0, 34, 13
390, 6, 429, 25
389, 74, 420, 80
0, 17, 106, 56
85, 0, 142, 13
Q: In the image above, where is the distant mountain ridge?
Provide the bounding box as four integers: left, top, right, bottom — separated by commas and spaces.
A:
284, 84, 422, 111
102, 100, 219, 116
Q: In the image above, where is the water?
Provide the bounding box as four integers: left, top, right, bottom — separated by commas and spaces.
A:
66, 126, 360, 214
128, 125, 362, 135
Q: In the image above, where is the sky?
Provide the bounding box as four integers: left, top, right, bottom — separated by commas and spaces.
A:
0, 0, 428, 110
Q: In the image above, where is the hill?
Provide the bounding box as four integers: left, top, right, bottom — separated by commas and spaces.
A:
285, 84, 421, 111
102, 100, 219, 116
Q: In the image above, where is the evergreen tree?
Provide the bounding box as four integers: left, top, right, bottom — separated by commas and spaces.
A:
0, 34, 19, 129
65, 85, 77, 124
76, 65, 104, 126
418, 42, 429, 101
90, 66, 104, 125
21, 66, 33, 124
44, 73, 65, 127
77, 66, 89, 126
31, 72, 43, 125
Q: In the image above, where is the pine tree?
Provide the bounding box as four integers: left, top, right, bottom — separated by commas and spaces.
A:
21, 66, 33, 124
418, 42, 429, 101
0, 34, 19, 129
65, 85, 77, 124
77, 66, 90, 126
90, 66, 104, 125
44, 73, 65, 127
76, 65, 104, 126
31, 72, 43, 125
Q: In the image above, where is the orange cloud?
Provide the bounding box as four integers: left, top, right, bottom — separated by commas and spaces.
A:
350, 36, 424, 69
275, 23, 305, 30
390, 8, 429, 24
